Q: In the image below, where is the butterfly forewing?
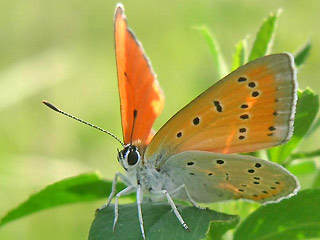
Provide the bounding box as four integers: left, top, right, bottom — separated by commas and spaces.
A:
145, 54, 297, 166
162, 151, 299, 203
115, 5, 164, 145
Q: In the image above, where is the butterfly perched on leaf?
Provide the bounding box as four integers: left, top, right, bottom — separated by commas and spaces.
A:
43, 3, 300, 239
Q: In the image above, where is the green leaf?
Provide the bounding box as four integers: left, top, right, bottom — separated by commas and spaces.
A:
234, 189, 320, 240
232, 39, 247, 70
307, 117, 320, 137
267, 89, 319, 164
286, 160, 317, 175
289, 149, 320, 161
0, 172, 130, 227
197, 26, 228, 78
287, 160, 317, 189
249, 10, 280, 61
313, 171, 320, 188
207, 218, 240, 240
294, 41, 311, 67
89, 203, 239, 240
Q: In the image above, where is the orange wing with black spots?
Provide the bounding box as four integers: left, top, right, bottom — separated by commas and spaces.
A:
145, 53, 297, 166
115, 4, 164, 145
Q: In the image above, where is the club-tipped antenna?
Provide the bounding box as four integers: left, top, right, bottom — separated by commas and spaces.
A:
130, 109, 138, 145
42, 100, 125, 147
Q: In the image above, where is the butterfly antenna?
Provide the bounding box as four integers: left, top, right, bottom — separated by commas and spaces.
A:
130, 109, 138, 145
42, 100, 125, 147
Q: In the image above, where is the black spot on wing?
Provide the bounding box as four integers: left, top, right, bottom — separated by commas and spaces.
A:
193, 117, 200, 125
255, 163, 262, 168
213, 100, 223, 112
252, 91, 260, 97
248, 82, 256, 88
240, 114, 249, 120
216, 159, 224, 164
239, 128, 247, 133
269, 126, 276, 131
237, 77, 247, 82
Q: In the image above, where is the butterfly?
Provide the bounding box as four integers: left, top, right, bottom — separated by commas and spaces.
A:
93, 4, 301, 239
43, 3, 300, 240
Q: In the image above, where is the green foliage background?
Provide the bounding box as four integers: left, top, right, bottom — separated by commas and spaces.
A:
0, 0, 319, 239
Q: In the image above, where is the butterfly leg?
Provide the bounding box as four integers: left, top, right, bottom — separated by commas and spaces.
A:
170, 184, 206, 210
151, 189, 190, 231
136, 184, 146, 240
98, 172, 130, 211
113, 185, 135, 232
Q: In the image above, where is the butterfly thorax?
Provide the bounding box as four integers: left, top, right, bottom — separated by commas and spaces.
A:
118, 143, 182, 200
135, 163, 181, 201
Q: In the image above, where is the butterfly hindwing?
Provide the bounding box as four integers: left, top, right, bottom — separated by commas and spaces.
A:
145, 53, 297, 166
162, 151, 299, 203
115, 4, 165, 145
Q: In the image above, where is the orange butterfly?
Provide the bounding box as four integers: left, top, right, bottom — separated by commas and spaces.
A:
44, 3, 300, 239
108, 4, 299, 238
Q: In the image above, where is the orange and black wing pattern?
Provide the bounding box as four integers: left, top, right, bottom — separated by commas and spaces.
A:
145, 54, 297, 164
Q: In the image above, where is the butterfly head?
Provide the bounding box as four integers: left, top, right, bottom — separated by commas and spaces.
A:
118, 144, 141, 171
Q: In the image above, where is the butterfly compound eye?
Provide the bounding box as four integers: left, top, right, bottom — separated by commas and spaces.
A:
124, 146, 140, 166
127, 151, 139, 165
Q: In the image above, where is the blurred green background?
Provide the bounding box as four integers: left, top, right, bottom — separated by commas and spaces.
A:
0, 0, 319, 239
